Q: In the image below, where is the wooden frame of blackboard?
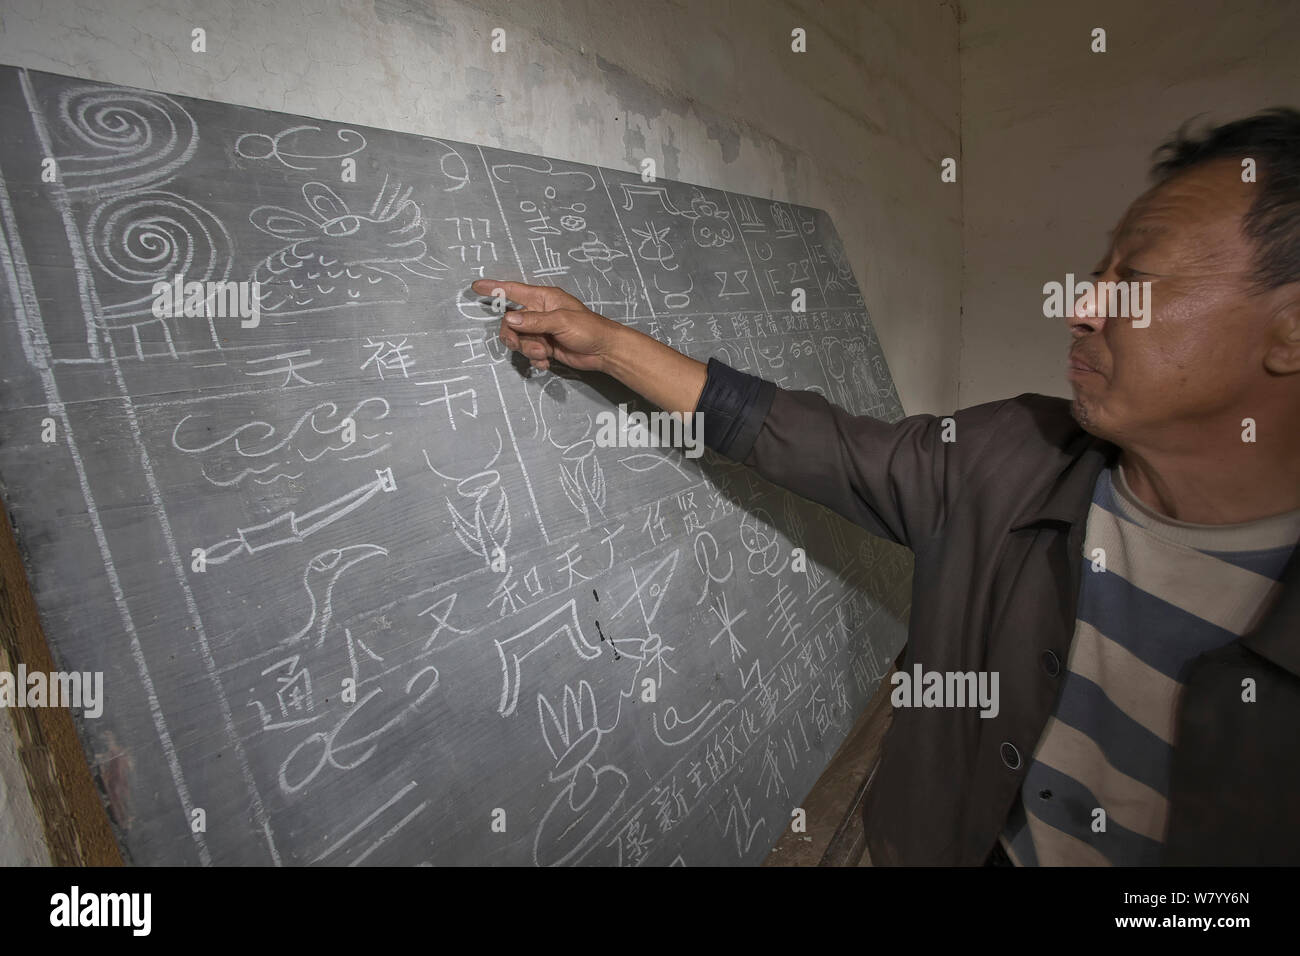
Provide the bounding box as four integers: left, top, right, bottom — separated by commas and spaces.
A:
0, 496, 121, 865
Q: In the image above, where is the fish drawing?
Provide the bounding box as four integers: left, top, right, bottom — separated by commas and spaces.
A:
250, 177, 449, 314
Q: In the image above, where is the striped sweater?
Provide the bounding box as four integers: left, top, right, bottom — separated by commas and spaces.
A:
1001, 464, 1300, 865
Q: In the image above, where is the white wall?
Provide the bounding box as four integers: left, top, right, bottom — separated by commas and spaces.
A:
960, 0, 1300, 408
0, 709, 50, 865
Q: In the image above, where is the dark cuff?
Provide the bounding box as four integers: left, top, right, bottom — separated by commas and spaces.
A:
695, 357, 777, 461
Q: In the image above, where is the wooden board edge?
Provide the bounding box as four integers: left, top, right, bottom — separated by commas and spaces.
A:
0, 494, 123, 866
818, 663, 897, 866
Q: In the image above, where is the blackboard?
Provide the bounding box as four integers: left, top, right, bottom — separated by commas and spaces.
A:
0, 65, 911, 865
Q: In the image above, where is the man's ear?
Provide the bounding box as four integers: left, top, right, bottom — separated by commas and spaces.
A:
1263, 282, 1300, 375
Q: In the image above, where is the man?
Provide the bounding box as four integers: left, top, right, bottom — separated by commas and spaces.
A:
471, 108, 1300, 865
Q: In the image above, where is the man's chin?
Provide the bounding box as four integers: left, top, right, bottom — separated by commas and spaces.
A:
1068, 378, 1112, 433
1070, 396, 1101, 434
1070, 391, 1130, 444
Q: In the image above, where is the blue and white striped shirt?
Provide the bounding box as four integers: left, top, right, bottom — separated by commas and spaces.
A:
1001, 465, 1300, 865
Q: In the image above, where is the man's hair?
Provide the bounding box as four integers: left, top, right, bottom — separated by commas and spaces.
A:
1149, 107, 1300, 293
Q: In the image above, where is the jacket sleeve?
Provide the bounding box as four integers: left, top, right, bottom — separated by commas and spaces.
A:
696, 357, 986, 549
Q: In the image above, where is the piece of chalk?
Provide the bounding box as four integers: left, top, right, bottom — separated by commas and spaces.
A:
477, 295, 525, 311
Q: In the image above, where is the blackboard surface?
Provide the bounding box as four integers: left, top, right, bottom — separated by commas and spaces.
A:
0, 65, 911, 865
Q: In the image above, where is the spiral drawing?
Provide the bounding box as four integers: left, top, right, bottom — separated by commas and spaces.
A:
56, 86, 198, 195
86, 190, 233, 323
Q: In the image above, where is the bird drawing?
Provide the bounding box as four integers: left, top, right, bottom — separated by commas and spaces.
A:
282, 543, 388, 649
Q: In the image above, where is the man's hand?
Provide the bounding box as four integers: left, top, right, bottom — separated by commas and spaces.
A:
471, 279, 621, 373
469, 278, 709, 418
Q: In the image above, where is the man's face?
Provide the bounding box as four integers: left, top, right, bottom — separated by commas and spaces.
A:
1067, 158, 1269, 447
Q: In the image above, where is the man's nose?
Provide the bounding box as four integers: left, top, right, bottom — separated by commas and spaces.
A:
1069, 275, 1105, 335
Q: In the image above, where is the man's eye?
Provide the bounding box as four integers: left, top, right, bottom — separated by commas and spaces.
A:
1103, 265, 1149, 280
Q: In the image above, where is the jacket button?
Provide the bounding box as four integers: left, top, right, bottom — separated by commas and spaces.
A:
1000, 742, 1021, 770
1042, 650, 1061, 677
